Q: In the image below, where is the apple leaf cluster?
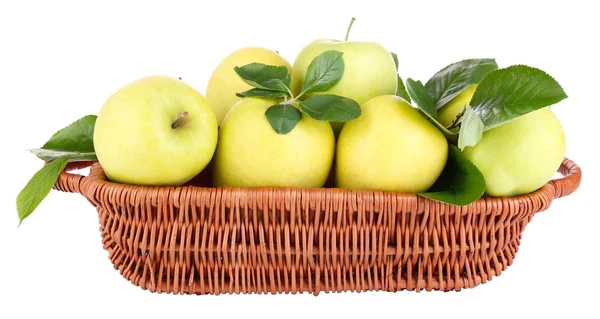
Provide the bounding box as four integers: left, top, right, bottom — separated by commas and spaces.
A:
405, 59, 567, 206
17, 115, 97, 224
235, 50, 361, 134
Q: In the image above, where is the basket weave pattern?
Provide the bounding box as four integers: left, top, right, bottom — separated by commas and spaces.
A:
54, 158, 581, 295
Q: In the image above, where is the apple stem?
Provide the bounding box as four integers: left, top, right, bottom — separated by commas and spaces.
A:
171, 111, 189, 129
345, 17, 356, 41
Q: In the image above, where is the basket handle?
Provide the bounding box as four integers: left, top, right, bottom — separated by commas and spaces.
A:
549, 157, 582, 199
53, 161, 95, 194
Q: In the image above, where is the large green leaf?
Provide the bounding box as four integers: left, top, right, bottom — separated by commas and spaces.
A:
17, 157, 70, 225
41, 115, 97, 154
419, 145, 486, 206
425, 59, 498, 109
300, 50, 344, 96
470, 65, 567, 130
236, 88, 289, 99
299, 94, 361, 122
264, 104, 302, 134
406, 78, 437, 119
234, 63, 291, 93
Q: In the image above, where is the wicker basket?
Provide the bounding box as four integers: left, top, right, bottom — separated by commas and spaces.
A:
53, 158, 581, 295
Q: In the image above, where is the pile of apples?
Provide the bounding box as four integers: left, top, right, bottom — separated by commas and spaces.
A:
93, 28, 565, 199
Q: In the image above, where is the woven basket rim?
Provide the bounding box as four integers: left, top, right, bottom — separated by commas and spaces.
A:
60, 157, 581, 210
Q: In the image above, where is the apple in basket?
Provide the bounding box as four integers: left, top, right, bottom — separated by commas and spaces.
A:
213, 97, 335, 188
336, 95, 448, 193
93, 75, 219, 186
205, 47, 291, 126
290, 18, 397, 135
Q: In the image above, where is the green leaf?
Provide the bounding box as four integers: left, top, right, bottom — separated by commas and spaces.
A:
300, 50, 344, 95
41, 115, 97, 154
299, 94, 361, 122
470, 65, 567, 130
236, 88, 289, 99
418, 145, 486, 206
457, 107, 484, 151
391, 52, 399, 71
264, 104, 302, 134
396, 74, 411, 103
425, 59, 498, 109
406, 78, 437, 119
16, 157, 70, 225
234, 63, 291, 93
29, 149, 97, 162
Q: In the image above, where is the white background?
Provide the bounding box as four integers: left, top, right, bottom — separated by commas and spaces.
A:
1, 0, 598, 318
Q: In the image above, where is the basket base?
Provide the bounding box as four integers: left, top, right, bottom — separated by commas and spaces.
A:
97, 205, 526, 296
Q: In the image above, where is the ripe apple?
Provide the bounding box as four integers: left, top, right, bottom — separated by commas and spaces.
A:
206, 47, 291, 125
213, 97, 335, 188
463, 107, 565, 197
438, 84, 478, 128
291, 38, 397, 134
94, 75, 218, 186
336, 95, 448, 193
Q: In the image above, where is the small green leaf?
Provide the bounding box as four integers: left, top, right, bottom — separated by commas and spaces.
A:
29, 149, 97, 162
391, 52, 399, 71
300, 50, 344, 95
470, 65, 568, 130
265, 104, 302, 134
418, 145, 486, 206
406, 79, 457, 139
236, 88, 289, 99
234, 63, 291, 93
299, 94, 361, 122
41, 115, 97, 154
406, 78, 437, 119
396, 74, 411, 103
457, 107, 484, 151
17, 157, 70, 225
425, 59, 498, 109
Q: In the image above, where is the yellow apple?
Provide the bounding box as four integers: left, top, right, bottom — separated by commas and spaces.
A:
94, 75, 218, 186
463, 107, 565, 197
213, 97, 335, 188
205, 47, 291, 125
291, 39, 397, 134
336, 95, 448, 192
438, 84, 478, 128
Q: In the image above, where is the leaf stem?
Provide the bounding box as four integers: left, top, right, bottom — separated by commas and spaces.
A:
345, 17, 356, 41
446, 107, 466, 130
284, 86, 294, 100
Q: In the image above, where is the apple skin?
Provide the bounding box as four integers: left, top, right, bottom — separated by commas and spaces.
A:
206, 47, 291, 126
438, 84, 478, 128
213, 97, 335, 188
291, 39, 397, 134
463, 107, 565, 197
94, 75, 218, 186
336, 95, 448, 193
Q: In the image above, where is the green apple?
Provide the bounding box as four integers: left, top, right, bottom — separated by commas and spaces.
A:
291, 37, 397, 134
94, 75, 218, 186
213, 97, 335, 188
206, 47, 291, 125
438, 84, 478, 128
336, 95, 448, 193
463, 107, 565, 197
